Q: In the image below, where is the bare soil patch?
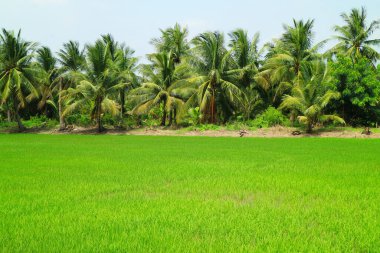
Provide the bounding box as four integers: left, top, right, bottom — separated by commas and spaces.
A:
16, 125, 378, 138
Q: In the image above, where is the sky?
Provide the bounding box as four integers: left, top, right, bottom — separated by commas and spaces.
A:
1, 0, 380, 62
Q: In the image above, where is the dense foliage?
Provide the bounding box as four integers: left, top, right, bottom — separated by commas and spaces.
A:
0, 7, 379, 132
329, 56, 380, 126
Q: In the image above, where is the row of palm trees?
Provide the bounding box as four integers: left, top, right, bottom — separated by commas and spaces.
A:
0, 7, 379, 133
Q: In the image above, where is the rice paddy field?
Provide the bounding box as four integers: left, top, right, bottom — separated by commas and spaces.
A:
0, 134, 379, 252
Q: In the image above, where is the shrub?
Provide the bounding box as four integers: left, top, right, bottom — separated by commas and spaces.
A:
66, 114, 92, 126
187, 124, 221, 131
179, 107, 202, 127
102, 114, 116, 126
22, 116, 58, 129
0, 121, 17, 129
197, 124, 221, 131
225, 121, 250, 130
251, 107, 290, 128
187, 107, 202, 125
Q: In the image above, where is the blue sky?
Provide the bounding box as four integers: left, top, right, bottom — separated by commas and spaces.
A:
1, 0, 380, 61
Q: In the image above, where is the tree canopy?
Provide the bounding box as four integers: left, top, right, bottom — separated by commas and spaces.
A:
0, 7, 379, 133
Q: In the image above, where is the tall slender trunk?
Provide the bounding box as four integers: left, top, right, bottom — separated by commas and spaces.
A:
210, 88, 216, 124
306, 122, 313, 134
58, 80, 66, 130
290, 110, 296, 127
137, 115, 142, 126
97, 106, 102, 133
7, 102, 11, 122
161, 110, 167, 126
173, 108, 177, 125
168, 110, 173, 126
12, 93, 24, 131
161, 100, 167, 126
97, 113, 102, 133
95, 98, 103, 133
120, 89, 125, 117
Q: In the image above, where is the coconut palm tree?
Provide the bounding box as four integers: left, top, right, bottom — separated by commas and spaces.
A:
58, 41, 85, 73
331, 7, 380, 62
229, 29, 262, 88
64, 39, 119, 132
101, 34, 119, 61
129, 51, 194, 126
260, 19, 323, 86
241, 85, 263, 121
228, 29, 267, 119
113, 46, 138, 117
100, 34, 139, 118
188, 31, 243, 123
279, 61, 344, 133
256, 19, 325, 110
254, 70, 292, 107
151, 23, 190, 64
33, 46, 59, 116
0, 29, 38, 131
56, 41, 85, 129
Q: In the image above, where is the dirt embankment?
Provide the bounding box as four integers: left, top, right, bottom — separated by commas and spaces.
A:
18, 126, 380, 138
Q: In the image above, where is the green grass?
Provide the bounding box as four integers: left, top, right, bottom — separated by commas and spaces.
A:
1, 134, 379, 252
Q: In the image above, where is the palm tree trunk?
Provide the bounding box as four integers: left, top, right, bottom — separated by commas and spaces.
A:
168, 110, 173, 126
210, 89, 216, 124
12, 93, 25, 131
161, 100, 167, 126
290, 111, 296, 127
6, 101, 11, 122
120, 89, 125, 116
212, 90, 216, 124
7, 109, 11, 122
173, 108, 177, 125
161, 110, 167, 126
137, 115, 142, 126
58, 80, 66, 130
97, 107, 102, 133
306, 122, 313, 134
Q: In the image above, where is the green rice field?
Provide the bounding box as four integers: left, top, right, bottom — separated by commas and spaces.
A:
0, 134, 379, 252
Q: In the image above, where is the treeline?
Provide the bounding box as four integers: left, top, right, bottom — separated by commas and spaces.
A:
0, 7, 379, 133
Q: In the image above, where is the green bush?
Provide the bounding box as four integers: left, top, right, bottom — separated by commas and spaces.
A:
178, 107, 202, 127
187, 107, 202, 126
0, 116, 59, 129
118, 115, 138, 129
0, 121, 17, 129
102, 114, 116, 126
251, 107, 290, 128
22, 116, 58, 129
1, 116, 59, 130
142, 118, 159, 128
197, 124, 221, 131
66, 114, 92, 126
225, 121, 250, 130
